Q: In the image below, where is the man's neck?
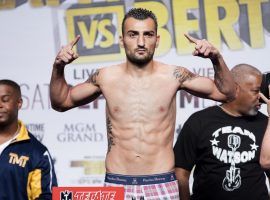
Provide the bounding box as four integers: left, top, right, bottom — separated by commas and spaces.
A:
0, 121, 19, 140
126, 60, 155, 77
220, 103, 243, 117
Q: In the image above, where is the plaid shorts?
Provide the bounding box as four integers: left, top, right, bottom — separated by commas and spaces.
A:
104, 172, 179, 200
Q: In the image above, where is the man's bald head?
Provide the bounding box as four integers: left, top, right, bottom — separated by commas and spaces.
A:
231, 64, 261, 84
228, 64, 262, 116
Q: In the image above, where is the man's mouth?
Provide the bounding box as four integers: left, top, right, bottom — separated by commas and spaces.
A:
255, 104, 261, 109
0, 111, 7, 116
136, 48, 147, 53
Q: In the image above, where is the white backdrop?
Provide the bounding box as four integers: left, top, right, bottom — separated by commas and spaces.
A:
0, 0, 269, 186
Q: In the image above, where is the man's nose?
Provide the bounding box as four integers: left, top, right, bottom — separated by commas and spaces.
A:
137, 35, 145, 47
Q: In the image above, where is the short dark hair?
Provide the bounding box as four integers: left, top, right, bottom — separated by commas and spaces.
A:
122, 8, 158, 35
0, 79, 21, 97
231, 64, 261, 84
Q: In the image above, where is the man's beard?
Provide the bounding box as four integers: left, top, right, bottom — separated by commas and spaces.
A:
126, 49, 154, 67
247, 107, 259, 116
0, 115, 17, 130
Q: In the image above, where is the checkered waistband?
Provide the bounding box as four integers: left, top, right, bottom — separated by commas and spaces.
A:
104, 171, 176, 185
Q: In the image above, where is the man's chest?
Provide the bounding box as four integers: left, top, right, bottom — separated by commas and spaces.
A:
101, 78, 178, 116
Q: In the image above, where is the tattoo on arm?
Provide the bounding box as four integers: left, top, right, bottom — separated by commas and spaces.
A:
106, 117, 115, 153
212, 66, 224, 92
173, 67, 198, 86
214, 75, 223, 92
86, 69, 99, 86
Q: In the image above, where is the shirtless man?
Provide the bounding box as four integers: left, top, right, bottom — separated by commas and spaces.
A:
50, 8, 235, 199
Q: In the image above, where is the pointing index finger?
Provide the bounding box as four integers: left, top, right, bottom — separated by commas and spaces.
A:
184, 33, 198, 44
259, 92, 269, 103
69, 35, 81, 49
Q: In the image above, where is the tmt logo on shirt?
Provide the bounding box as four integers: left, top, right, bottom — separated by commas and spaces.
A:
9, 153, 29, 167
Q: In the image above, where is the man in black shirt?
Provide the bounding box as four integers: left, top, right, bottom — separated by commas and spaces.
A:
174, 64, 270, 200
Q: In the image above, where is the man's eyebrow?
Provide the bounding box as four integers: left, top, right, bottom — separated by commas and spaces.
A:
127, 30, 139, 34
126, 30, 155, 34
143, 31, 155, 34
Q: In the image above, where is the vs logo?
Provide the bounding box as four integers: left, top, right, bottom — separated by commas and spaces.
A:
66, 3, 125, 63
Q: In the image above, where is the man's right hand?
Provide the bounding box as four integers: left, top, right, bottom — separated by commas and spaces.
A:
184, 33, 220, 61
54, 35, 80, 68
260, 85, 270, 116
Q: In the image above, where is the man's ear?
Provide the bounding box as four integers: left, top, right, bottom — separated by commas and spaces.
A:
119, 35, 124, 48
155, 35, 160, 48
17, 98, 23, 110
235, 83, 240, 98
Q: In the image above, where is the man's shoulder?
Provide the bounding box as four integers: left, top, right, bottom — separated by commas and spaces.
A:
91, 64, 124, 85
154, 61, 178, 71
183, 106, 221, 126
189, 106, 219, 119
28, 132, 47, 152
153, 61, 181, 78
100, 63, 124, 70
97, 64, 124, 76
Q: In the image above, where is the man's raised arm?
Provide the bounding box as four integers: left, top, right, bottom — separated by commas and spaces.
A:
260, 91, 270, 168
50, 36, 101, 112
178, 34, 236, 102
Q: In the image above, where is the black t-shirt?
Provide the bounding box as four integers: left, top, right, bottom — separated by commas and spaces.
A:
174, 106, 270, 200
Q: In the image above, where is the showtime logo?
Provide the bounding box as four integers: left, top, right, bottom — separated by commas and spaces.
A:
53, 187, 124, 200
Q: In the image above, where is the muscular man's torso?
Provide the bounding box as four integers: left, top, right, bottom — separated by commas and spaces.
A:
97, 61, 181, 175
